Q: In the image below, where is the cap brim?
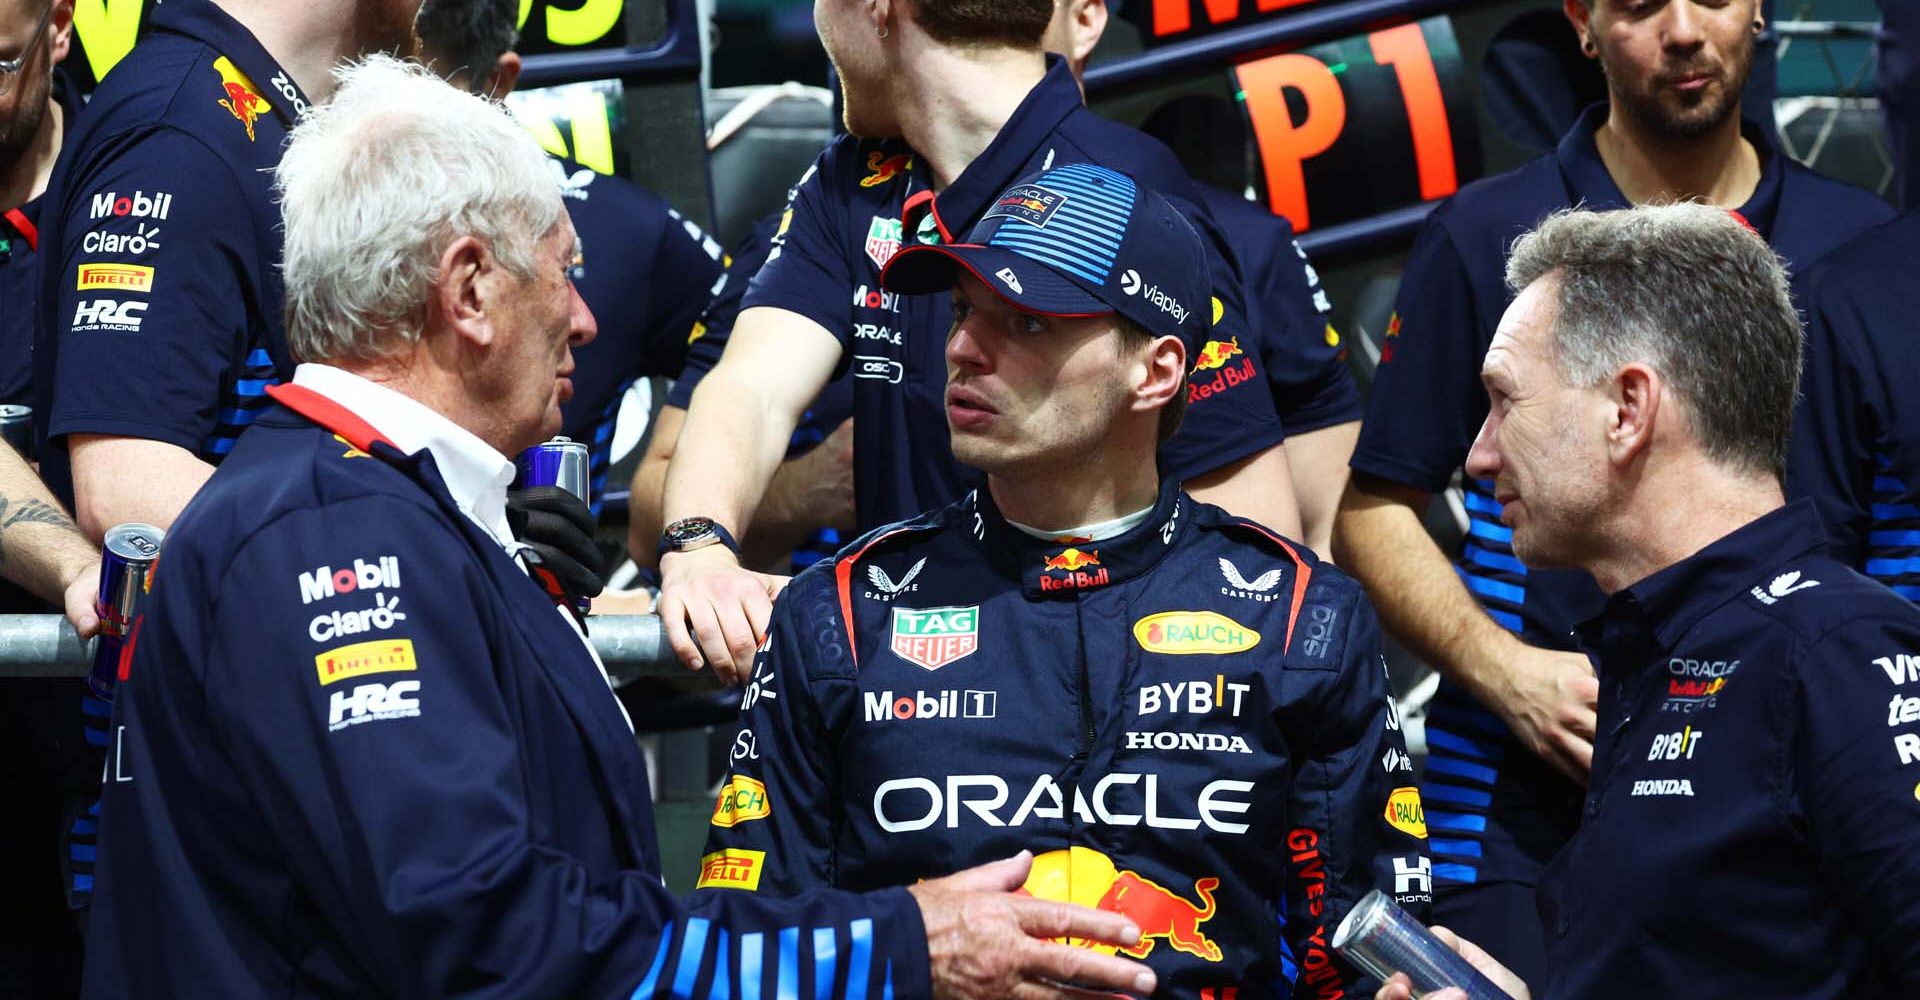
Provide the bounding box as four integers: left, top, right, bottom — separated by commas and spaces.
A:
881, 244, 1114, 318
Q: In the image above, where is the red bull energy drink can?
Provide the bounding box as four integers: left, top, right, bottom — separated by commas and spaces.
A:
515, 436, 590, 504
0, 404, 32, 458
87, 523, 165, 703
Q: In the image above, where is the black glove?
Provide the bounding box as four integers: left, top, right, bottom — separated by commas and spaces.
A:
506, 486, 608, 603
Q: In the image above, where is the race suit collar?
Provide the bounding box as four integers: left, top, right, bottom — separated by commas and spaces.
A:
971, 475, 1187, 598
1575, 500, 1829, 671
1555, 102, 1783, 236
911, 55, 1081, 246
148, 0, 312, 131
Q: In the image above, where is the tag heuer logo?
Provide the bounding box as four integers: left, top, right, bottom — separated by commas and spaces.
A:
865, 216, 904, 268
890, 605, 979, 671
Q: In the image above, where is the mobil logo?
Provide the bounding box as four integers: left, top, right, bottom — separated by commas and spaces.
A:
298, 556, 401, 604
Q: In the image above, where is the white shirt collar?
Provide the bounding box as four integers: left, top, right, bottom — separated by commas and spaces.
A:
291, 363, 518, 550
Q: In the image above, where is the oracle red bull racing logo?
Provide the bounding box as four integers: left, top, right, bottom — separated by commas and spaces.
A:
213, 56, 271, 142
984, 183, 1065, 227
1019, 847, 1223, 962
1040, 548, 1108, 592
860, 151, 913, 188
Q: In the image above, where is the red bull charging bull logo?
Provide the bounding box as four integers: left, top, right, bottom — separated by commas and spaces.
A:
213, 56, 270, 143
1191, 337, 1243, 372
1020, 847, 1223, 962
860, 151, 913, 188
1040, 548, 1109, 592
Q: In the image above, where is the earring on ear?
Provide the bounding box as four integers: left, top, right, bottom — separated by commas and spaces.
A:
1582, 37, 1596, 55
878, 24, 889, 38
1752, 19, 1765, 32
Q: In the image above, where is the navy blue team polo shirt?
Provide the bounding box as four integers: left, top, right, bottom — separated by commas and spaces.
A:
742, 56, 1288, 529
33, 0, 309, 504
0, 71, 81, 418
669, 213, 854, 571
553, 159, 725, 508
1542, 501, 1920, 998
1194, 186, 1361, 437
1349, 103, 1892, 894
1788, 213, 1920, 599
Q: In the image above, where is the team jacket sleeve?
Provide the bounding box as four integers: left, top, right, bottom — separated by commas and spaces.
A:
1785, 272, 1875, 567
1258, 233, 1362, 436
200, 497, 925, 999
1793, 618, 1920, 988
48, 128, 256, 452
1347, 215, 1489, 493
697, 576, 844, 897
740, 155, 856, 351
1280, 590, 1431, 1000
1159, 201, 1290, 483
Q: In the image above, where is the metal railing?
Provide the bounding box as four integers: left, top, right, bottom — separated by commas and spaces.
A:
0, 614, 683, 685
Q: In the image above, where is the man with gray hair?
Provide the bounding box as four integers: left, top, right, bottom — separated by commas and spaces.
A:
80, 56, 1157, 1000
1375, 203, 1920, 1000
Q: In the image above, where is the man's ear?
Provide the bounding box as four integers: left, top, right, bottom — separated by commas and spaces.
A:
1067, 0, 1107, 72
435, 235, 495, 349
1607, 361, 1661, 467
483, 51, 522, 100
49, 0, 74, 65
1132, 334, 1187, 415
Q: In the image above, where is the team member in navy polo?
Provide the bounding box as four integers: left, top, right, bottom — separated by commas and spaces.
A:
416, 0, 727, 511
635, 213, 857, 576
656, 0, 1304, 681
1787, 214, 1920, 596
1382, 204, 1920, 1000
1333, 0, 1892, 985
701, 165, 1429, 1000
32, 0, 415, 534
2, 0, 75, 414
82, 58, 1158, 1000
1043, 0, 1360, 558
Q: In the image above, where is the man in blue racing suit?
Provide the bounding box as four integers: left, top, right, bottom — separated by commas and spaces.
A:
697, 165, 1430, 1000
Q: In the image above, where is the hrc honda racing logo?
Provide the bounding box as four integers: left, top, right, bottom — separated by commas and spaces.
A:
298, 556, 401, 604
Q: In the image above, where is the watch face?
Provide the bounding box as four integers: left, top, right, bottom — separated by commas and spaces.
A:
667, 516, 718, 546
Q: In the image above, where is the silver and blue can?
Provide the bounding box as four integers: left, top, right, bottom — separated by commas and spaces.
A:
515, 436, 591, 504
1333, 890, 1515, 1000
0, 403, 32, 459
87, 523, 166, 703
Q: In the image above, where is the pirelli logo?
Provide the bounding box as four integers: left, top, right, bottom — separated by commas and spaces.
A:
695, 848, 765, 891
315, 638, 417, 686
76, 263, 153, 292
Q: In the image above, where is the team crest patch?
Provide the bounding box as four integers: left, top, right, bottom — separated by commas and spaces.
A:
984, 184, 1067, 227
889, 606, 979, 671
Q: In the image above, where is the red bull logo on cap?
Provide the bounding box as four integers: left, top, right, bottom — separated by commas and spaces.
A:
860, 151, 913, 188
984, 183, 1066, 228
213, 56, 271, 142
1020, 847, 1223, 962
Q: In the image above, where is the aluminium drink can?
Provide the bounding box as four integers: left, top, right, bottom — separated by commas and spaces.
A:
87, 523, 166, 703
515, 436, 590, 504
1332, 890, 1515, 1000
0, 403, 32, 458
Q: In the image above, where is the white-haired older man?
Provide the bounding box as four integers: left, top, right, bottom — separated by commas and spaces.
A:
79, 57, 1156, 1000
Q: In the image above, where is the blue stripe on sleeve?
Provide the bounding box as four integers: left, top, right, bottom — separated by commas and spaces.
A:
1466, 519, 1514, 543
630, 921, 675, 1000
1869, 530, 1920, 547
1425, 727, 1507, 761
1459, 571, 1525, 605
846, 920, 872, 1000
1426, 811, 1488, 832
1433, 863, 1480, 884
672, 917, 711, 998
740, 932, 764, 1000
1424, 754, 1499, 785
712, 931, 730, 1000
1463, 542, 1528, 574
813, 927, 837, 1000
778, 928, 799, 1000
1421, 782, 1495, 807
1429, 838, 1484, 857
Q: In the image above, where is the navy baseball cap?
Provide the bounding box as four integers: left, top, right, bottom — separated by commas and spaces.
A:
880, 163, 1212, 350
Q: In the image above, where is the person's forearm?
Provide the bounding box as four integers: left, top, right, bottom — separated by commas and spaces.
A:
69, 434, 216, 541
1285, 421, 1359, 561
0, 447, 97, 608
628, 406, 684, 572
661, 372, 800, 542
1332, 475, 1518, 699
1186, 443, 1305, 539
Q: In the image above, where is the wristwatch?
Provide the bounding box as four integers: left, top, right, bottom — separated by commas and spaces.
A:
658, 516, 741, 560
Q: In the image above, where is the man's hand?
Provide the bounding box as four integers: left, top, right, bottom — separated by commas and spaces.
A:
1479, 644, 1600, 784
63, 558, 101, 639
508, 486, 607, 603
910, 852, 1158, 1000
656, 545, 786, 682
1374, 926, 1530, 1000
